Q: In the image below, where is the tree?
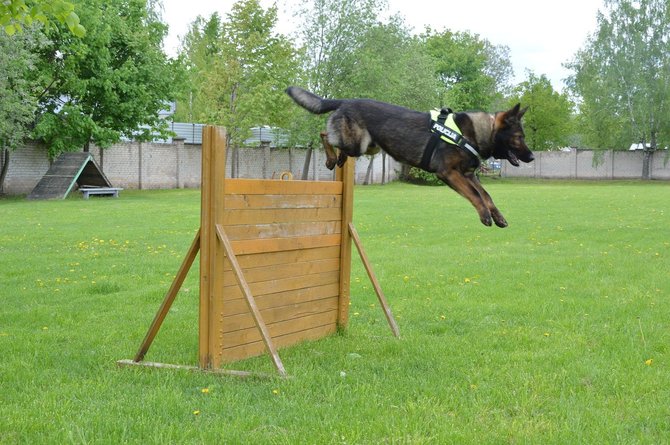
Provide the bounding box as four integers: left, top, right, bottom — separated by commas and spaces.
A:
422, 29, 513, 111
185, 2, 297, 139
0, 29, 46, 194
173, 13, 221, 123
288, 0, 390, 152
510, 72, 574, 150
566, 0, 670, 176
176, 0, 298, 176
294, 0, 384, 97
1, 0, 85, 36
341, 16, 440, 110
32, 0, 182, 158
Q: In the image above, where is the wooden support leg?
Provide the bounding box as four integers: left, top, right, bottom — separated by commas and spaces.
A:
215, 224, 287, 377
348, 223, 400, 338
133, 230, 201, 362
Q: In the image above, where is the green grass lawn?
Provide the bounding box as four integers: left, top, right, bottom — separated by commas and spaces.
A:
1, 180, 669, 444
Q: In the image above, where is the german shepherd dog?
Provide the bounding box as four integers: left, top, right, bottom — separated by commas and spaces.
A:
286, 86, 534, 227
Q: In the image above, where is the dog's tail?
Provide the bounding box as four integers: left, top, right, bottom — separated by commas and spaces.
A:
286, 86, 343, 114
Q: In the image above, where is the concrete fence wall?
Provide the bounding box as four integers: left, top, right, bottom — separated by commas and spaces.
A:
501, 149, 670, 180
4, 142, 670, 196
1, 139, 401, 195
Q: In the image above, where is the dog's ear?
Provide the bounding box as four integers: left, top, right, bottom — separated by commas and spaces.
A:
517, 105, 528, 119
494, 104, 525, 129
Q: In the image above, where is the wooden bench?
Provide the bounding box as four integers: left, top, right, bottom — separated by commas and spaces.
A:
79, 187, 123, 199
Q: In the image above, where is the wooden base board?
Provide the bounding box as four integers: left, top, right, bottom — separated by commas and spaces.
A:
116, 359, 287, 379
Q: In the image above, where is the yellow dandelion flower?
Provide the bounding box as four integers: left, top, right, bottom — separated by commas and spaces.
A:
193, 410, 201, 415
272, 389, 279, 395
464, 278, 471, 283
645, 359, 653, 366
201, 388, 210, 394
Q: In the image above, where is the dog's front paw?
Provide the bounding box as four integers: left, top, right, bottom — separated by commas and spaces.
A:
325, 158, 337, 170
479, 211, 493, 227
492, 212, 508, 228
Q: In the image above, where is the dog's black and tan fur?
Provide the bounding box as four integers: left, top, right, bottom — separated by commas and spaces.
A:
286, 86, 534, 227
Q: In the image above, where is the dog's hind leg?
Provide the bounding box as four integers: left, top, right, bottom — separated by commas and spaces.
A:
437, 169, 494, 227
320, 132, 339, 170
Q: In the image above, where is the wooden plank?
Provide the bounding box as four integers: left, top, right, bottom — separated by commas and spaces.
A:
349, 223, 400, 338
220, 324, 337, 363
222, 283, 340, 317
337, 158, 355, 329
222, 310, 338, 348
215, 224, 287, 377
222, 296, 339, 334
222, 258, 340, 285
223, 246, 340, 271
230, 234, 341, 255
223, 207, 343, 226
117, 359, 281, 379
222, 270, 340, 301
224, 221, 341, 241
224, 194, 342, 210
133, 230, 201, 362
225, 178, 342, 195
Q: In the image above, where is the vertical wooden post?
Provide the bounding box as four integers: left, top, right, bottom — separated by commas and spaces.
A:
199, 126, 227, 369
336, 158, 355, 329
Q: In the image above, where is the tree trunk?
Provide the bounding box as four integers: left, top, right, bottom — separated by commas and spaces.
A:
364, 156, 374, 185
0, 148, 9, 195
642, 151, 652, 180
301, 147, 313, 180
642, 130, 657, 180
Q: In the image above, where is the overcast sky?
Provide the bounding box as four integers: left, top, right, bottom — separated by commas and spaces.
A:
161, 0, 604, 92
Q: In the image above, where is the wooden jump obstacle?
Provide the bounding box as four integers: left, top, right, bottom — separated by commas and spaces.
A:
118, 126, 399, 377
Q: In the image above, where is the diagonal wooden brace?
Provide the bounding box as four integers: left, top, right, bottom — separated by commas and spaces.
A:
348, 223, 400, 338
133, 230, 201, 362
215, 224, 287, 377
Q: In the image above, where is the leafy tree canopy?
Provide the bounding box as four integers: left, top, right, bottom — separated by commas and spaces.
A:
0, 28, 47, 193
0, 29, 44, 151
339, 15, 440, 110
0, 0, 85, 36
33, 0, 183, 158
510, 72, 574, 150
566, 0, 670, 150
422, 28, 513, 111
176, 0, 299, 148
